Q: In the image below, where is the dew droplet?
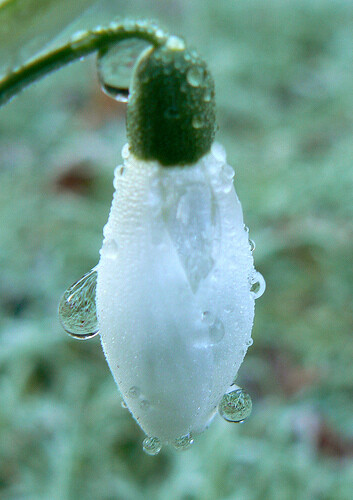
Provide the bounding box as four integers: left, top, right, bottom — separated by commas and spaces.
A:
140, 399, 150, 410
186, 66, 205, 87
97, 38, 150, 101
192, 115, 204, 129
223, 164, 235, 180
249, 239, 256, 252
246, 338, 253, 347
166, 35, 185, 51
58, 268, 99, 340
70, 30, 92, 50
143, 436, 162, 456
128, 386, 141, 398
204, 87, 212, 102
155, 28, 166, 41
218, 389, 252, 422
121, 400, 128, 409
250, 271, 266, 299
209, 317, 225, 343
173, 433, 194, 450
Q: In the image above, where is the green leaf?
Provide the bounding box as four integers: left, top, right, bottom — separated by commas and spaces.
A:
0, 0, 96, 74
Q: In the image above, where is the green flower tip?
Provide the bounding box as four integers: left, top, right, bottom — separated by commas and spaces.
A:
127, 41, 216, 166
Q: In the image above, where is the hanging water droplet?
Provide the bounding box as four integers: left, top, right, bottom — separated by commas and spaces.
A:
246, 338, 253, 347
128, 386, 141, 399
218, 389, 252, 422
186, 66, 205, 87
223, 164, 235, 180
58, 268, 99, 340
249, 239, 256, 252
173, 433, 194, 450
250, 271, 266, 299
97, 38, 151, 101
103, 85, 129, 102
192, 115, 204, 129
143, 436, 162, 456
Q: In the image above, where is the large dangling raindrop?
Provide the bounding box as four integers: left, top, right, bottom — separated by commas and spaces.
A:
58, 268, 99, 339
218, 388, 252, 423
97, 38, 151, 101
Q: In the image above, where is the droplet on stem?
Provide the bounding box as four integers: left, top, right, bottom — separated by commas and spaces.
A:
186, 66, 205, 87
58, 268, 99, 339
97, 38, 151, 101
218, 388, 252, 422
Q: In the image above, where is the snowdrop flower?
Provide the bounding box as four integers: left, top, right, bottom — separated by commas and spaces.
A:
60, 32, 265, 454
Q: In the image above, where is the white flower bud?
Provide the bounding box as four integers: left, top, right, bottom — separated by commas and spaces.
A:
96, 143, 259, 444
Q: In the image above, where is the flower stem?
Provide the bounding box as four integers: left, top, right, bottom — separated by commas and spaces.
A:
0, 20, 168, 107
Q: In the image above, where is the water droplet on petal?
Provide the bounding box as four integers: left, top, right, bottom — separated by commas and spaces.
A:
246, 338, 253, 347
250, 271, 266, 299
143, 436, 162, 456
173, 433, 194, 450
218, 389, 252, 422
140, 399, 150, 410
223, 164, 234, 180
249, 239, 256, 252
128, 386, 141, 398
58, 268, 99, 339
121, 400, 128, 409
186, 66, 205, 87
209, 317, 225, 343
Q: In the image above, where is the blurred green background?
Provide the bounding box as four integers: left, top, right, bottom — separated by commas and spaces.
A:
0, 0, 352, 499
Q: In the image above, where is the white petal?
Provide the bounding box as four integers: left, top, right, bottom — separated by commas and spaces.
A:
96, 143, 255, 442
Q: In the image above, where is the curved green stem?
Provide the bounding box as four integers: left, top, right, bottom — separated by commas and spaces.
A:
0, 20, 168, 107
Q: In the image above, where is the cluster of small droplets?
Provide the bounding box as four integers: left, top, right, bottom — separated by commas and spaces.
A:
58, 268, 99, 339
218, 389, 252, 423
142, 436, 162, 456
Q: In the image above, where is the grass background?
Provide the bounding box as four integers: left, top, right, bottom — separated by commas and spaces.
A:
0, 0, 352, 498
